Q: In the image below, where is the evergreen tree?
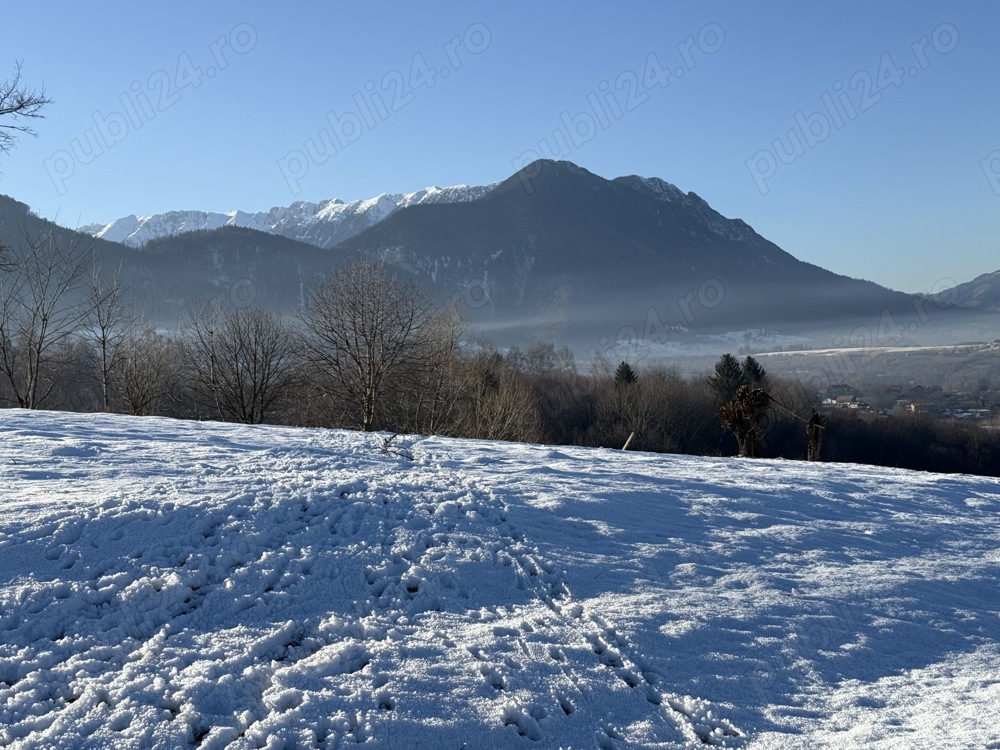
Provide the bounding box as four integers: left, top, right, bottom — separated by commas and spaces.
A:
741, 355, 770, 393
710, 353, 744, 404
711, 354, 773, 458
614, 361, 637, 388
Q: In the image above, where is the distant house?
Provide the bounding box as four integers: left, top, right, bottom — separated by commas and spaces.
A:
819, 393, 871, 412
826, 384, 854, 398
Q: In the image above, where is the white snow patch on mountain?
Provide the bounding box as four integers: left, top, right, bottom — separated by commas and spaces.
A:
85, 184, 496, 249
2, 410, 999, 748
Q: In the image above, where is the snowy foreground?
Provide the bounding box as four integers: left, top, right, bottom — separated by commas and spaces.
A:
2, 412, 999, 749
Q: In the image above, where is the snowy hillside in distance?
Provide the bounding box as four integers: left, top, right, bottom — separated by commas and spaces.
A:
80, 183, 494, 249
2, 411, 1000, 749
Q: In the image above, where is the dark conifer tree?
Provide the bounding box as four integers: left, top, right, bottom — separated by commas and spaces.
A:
614, 361, 637, 388
741, 355, 770, 393
710, 353, 744, 405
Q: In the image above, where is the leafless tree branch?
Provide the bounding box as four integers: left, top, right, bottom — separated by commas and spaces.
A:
0, 61, 53, 155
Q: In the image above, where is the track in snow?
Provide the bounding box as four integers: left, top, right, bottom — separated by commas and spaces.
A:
0, 416, 744, 749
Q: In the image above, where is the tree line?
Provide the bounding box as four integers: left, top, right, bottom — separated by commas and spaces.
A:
0, 226, 998, 478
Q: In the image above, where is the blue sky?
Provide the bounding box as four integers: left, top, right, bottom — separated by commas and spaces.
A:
2, 2, 998, 294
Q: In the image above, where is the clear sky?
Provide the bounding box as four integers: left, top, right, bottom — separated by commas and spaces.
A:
2, 1, 998, 294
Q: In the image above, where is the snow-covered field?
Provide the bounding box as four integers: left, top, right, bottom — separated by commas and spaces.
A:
1, 411, 999, 749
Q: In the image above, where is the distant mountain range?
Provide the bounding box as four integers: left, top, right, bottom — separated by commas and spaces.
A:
80, 184, 494, 249
5, 160, 999, 356
325, 160, 999, 351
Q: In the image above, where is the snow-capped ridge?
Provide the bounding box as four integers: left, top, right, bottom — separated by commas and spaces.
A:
86, 183, 497, 249
82, 166, 758, 251
92, 213, 142, 245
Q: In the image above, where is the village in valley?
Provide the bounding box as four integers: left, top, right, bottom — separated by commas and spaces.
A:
753, 340, 1000, 422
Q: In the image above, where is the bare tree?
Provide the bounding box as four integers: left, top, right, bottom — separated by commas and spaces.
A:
113, 327, 182, 416
300, 259, 436, 432
85, 265, 134, 411
455, 352, 541, 443
0, 226, 93, 408
401, 301, 467, 435
645, 367, 715, 455
594, 365, 655, 450
0, 61, 52, 157
185, 302, 299, 424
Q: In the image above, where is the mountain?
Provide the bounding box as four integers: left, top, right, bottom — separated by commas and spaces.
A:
81, 184, 494, 249
331, 160, 997, 351
0, 193, 129, 273
934, 270, 1000, 312
0, 195, 338, 327
4, 410, 1000, 747
106, 227, 339, 325
10, 160, 1000, 353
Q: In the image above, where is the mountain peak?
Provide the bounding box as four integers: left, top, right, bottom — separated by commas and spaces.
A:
499, 159, 604, 193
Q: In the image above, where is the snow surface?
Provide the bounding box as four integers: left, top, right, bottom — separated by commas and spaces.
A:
1, 410, 999, 749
